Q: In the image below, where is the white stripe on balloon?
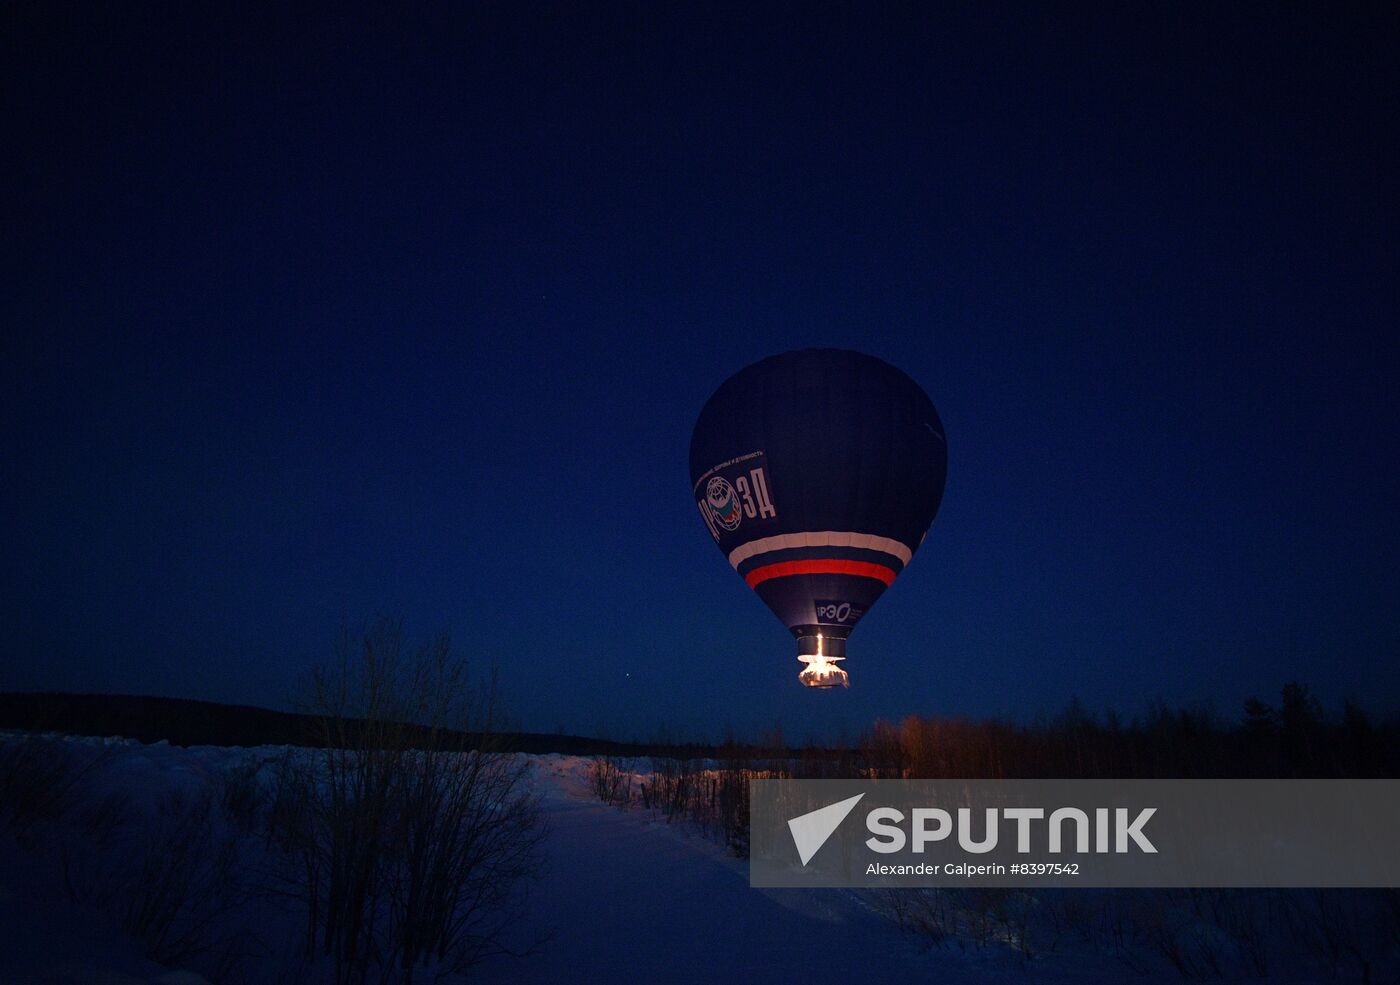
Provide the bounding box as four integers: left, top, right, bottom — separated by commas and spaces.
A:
727, 531, 913, 570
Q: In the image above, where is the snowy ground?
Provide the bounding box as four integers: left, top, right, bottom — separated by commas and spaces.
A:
479, 755, 992, 984
0, 734, 1388, 984
0, 735, 260, 985
0, 735, 1064, 984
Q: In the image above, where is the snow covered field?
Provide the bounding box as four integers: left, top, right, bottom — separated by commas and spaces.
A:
0, 733, 1391, 984
476, 756, 1009, 984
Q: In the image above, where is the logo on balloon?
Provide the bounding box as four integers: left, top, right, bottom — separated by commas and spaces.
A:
815, 599, 865, 625
693, 452, 778, 541
706, 476, 744, 531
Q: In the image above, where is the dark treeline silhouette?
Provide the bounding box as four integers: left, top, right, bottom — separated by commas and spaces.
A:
852, 684, 1399, 779
0, 691, 754, 760
2, 684, 1396, 778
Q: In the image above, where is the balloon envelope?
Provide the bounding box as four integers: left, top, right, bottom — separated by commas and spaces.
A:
689, 349, 947, 686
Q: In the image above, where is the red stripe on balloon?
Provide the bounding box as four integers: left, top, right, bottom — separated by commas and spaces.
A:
744, 559, 897, 588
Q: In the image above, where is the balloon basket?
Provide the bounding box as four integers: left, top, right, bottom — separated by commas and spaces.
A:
797, 653, 849, 689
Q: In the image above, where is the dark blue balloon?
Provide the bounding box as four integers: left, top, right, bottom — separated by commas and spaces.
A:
689, 349, 947, 686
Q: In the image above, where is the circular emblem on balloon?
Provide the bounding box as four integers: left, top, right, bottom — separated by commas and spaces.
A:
706, 476, 743, 531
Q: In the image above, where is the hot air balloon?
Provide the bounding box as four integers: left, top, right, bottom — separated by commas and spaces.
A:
689, 349, 947, 688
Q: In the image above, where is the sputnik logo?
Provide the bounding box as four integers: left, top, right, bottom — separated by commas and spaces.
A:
787, 793, 864, 866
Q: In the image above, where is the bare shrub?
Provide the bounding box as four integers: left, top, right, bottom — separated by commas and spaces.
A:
877, 887, 1033, 959
59, 787, 135, 902
1137, 890, 1226, 980
1283, 889, 1388, 983
1195, 889, 1273, 979
589, 756, 631, 806
387, 743, 543, 973
0, 735, 90, 841
221, 757, 266, 834
1098, 891, 1157, 975
52, 780, 251, 977
880, 888, 958, 947
1385, 889, 1400, 950
641, 757, 691, 819
272, 619, 545, 985
714, 757, 754, 855
619, 753, 772, 858
118, 789, 248, 969
1038, 888, 1098, 952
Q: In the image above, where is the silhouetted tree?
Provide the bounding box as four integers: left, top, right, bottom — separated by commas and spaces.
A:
1280, 682, 1324, 774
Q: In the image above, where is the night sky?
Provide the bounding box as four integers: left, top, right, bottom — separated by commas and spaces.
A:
5, 4, 1397, 741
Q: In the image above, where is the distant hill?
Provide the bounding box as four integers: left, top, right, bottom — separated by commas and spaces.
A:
0, 691, 730, 758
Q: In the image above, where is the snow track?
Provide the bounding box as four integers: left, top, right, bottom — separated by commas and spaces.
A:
475, 756, 984, 984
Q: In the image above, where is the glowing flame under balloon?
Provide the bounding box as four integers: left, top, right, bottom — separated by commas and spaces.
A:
797, 633, 849, 689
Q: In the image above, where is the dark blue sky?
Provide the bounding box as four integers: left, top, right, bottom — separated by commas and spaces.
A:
5, 3, 1397, 740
